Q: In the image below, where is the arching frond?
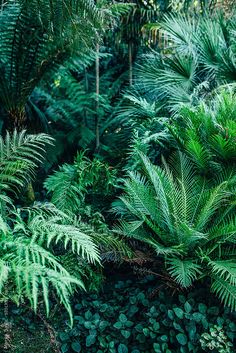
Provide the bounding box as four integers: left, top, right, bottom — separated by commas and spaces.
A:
167, 258, 202, 288
0, 130, 53, 193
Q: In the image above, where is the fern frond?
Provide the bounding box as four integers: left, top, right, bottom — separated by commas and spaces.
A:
44, 164, 82, 214
0, 130, 53, 193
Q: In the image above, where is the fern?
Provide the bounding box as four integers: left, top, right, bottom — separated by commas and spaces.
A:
44, 164, 83, 214
44, 151, 117, 214
0, 131, 101, 324
0, 130, 53, 193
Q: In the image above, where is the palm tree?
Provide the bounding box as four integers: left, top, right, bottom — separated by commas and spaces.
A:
113, 151, 236, 311
132, 11, 236, 113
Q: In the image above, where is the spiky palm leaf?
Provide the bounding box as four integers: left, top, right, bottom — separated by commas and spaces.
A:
134, 12, 236, 112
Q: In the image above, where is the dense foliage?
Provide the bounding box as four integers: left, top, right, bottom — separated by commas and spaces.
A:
0, 0, 236, 352
58, 277, 236, 353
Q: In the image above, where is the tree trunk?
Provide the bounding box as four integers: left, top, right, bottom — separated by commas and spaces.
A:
8, 108, 27, 131
95, 43, 100, 152
128, 41, 133, 86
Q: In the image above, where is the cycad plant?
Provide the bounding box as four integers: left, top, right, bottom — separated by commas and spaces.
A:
113, 151, 236, 310
167, 90, 236, 175
0, 131, 100, 323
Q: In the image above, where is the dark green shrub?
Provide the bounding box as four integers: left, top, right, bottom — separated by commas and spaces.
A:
58, 277, 236, 353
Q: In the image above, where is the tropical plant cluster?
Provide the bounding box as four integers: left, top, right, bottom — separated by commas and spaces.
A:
0, 0, 236, 352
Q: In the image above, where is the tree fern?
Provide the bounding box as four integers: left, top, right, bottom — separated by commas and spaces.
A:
0, 0, 104, 129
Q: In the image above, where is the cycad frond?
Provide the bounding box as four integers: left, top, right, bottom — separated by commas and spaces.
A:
167, 258, 202, 288
211, 277, 236, 311
210, 260, 236, 286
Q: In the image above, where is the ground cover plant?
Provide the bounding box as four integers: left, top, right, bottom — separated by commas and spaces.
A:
0, 0, 236, 352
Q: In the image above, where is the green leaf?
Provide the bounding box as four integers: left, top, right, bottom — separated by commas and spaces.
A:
153, 343, 161, 353
173, 321, 184, 332
173, 307, 184, 319
176, 333, 188, 345
207, 306, 219, 316
119, 313, 128, 323
135, 324, 143, 333
84, 321, 92, 329
59, 332, 70, 342
61, 343, 69, 353
114, 321, 123, 329
184, 302, 192, 313
168, 310, 174, 320
130, 297, 136, 304
198, 304, 207, 314
143, 328, 149, 336
86, 334, 96, 347
192, 312, 203, 322
71, 342, 81, 352
85, 310, 93, 320
152, 322, 160, 332
99, 321, 109, 331
118, 343, 128, 353
121, 330, 131, 339
126, 320, 133, 328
